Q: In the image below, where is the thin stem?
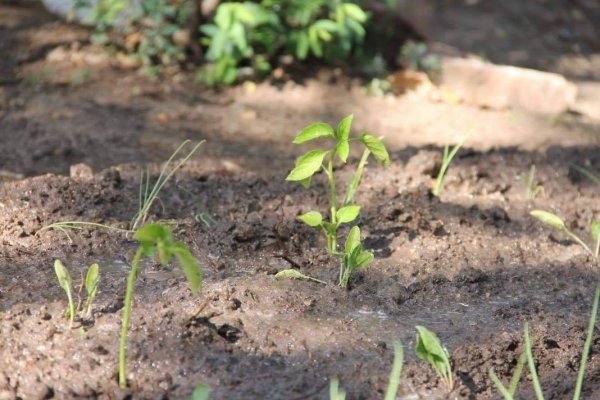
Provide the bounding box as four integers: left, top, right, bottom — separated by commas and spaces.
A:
573, 286, 600, 400
595, 239, 599, 258
523, 323, 545, 400
327, 155, 337, 254
343, 148, 370, 206
565, 230, 594, 257
66, 287, 75, 329
119, 246, 144, 389
384, 341, 404, 400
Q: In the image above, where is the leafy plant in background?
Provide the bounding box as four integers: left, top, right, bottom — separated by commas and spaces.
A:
399, 40, 441, 73
198, 0, 369, 85
119, 223, 202, 388
284, 114, 390, 286
489, 287, 600, 400
415, 325, 453, 390
432, 137, 468, 196
530, 210, 597, 258
53, 260, 101, 327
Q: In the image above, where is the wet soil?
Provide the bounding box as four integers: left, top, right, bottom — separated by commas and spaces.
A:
1, 1, 600, 399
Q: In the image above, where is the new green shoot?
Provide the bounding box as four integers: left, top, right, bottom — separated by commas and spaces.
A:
432, 137, 468, 196
571, 164, 600, 187
287, 115, 390, 286
83, 263, 100, 318
329, 378, 346, 400
525, 164, 543, 199
415, 325, 453, 390
119, 223, 203, 388
275, 269, 326, 284
530, 210, 595, 257
384, 341, 404, 400
191, 384, 211, 400
54, 259, 75, 329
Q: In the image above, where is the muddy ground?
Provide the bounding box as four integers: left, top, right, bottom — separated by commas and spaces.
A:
1, 1, 600, 399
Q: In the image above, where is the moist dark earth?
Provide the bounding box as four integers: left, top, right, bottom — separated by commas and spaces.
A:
1, 1, 600, 399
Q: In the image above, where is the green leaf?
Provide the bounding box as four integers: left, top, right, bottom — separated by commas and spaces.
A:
191, 383, 211, 400
415, 325, 451, 379
343, 3, 368, 23
172, 243, 202, 295
134, 223, 171, 244
299, 211, 322, 227
296, 31, 309, 60
293, 122, 335, 144
336, 114, 353, 140
286, 150, 328, 181
329, 378, 346, 400
299, 176, 312, 189
356, 250, 374, 269
336, 205, 361, 224
336, 140, 349, 163
530, 210, 566, 231
54, 259, 72, 292
344, 226, 361, 254
275, 269, 326, 284
360, 134, 390, 166
591, 221, 600, 242
85, 263, 100, 298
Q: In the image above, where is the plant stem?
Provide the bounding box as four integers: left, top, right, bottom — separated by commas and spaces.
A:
327, 155, 337, 254
66, 287, 75, 329
565, 230, 594, 257
119, 246, 144, 389
573, 286, 600, 400
523, 323, 545, 400
343, 148, 370, 206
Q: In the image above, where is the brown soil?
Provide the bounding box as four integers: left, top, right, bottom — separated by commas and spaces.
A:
1, 1, 600, 399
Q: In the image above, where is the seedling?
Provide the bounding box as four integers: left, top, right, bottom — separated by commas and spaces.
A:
571, 164, 600, 187
432, 137, 468, 196
191, 384, 211, 400
274, 269, 326, 284
119, 223, 203, 388
530, 210, 596, 258
286, 115, 390, 286
384, 341, 404, 400
83, 263, 100, 318
329, 378, 346, 400
525, 164, 544, 199
54, 260, 75, 329
490, 287, 600, 400
415, 325, 453, 390
591, 221, 600, 258
340, 226, 374, 287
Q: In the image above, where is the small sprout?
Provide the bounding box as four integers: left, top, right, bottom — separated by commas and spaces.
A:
54, 259, 75, 329
83, 263, 100, 318
530, 210, 595, 257
287, 115, 389, 286
591, 221, 600, 258
525, 164, 544, 199
329, 378, 346, 400
571, 164, 600, 187
119, 223, 203, 388
432, 137, 468, 196
415, 325, 453, 390
488, 352, 526, 400
191, 383, 211, 400
275, 269, 326, 284
384, 341, 404, 400
340, 226, 374, 287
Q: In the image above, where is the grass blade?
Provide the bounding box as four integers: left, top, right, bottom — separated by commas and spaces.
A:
573, 286, 600, 400
523, 323, 545, 400
489, 368, 514, 400
384, 341, 404, 400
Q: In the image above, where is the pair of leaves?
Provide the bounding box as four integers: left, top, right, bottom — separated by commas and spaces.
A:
415, 325, 453, 388
343, 226, 373, 272
134, 224, 202, 295
286, 114, 390, 186
298, 205, 361, 228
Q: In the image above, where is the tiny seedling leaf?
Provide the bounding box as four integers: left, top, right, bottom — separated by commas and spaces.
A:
172, 244, 202, 295
275, 269, 326, 284
336, 114, 353, 140
356, 250, 374, 269
336, 205, 361, 224
134, 223, 172, 257
299, 176, 312, 189
329, 378, 346, 400
299, 211, 323, 227
191, 383, 211, 400
344, 226, 361, 254
54, 259, 72, 291
85, 263, 100, 298
293, 122, 335, 144
530, 210, 566, 231
360, 134, 390, 166
415, 325, 452, 388
336, 139, 350, 163
286, 150, 328, 181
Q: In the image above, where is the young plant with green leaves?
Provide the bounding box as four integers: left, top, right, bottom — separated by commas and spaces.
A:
415, 325, 453, 390
285, 114, 390, 286
530, 210, 597, 258
432, 137, 468, 196
119, 223, 202, 388
489, 287, 600, 400
54, 260, 76, 329
83, 263, 100, 318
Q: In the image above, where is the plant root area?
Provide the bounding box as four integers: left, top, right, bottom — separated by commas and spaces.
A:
1, 1, 600, 399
